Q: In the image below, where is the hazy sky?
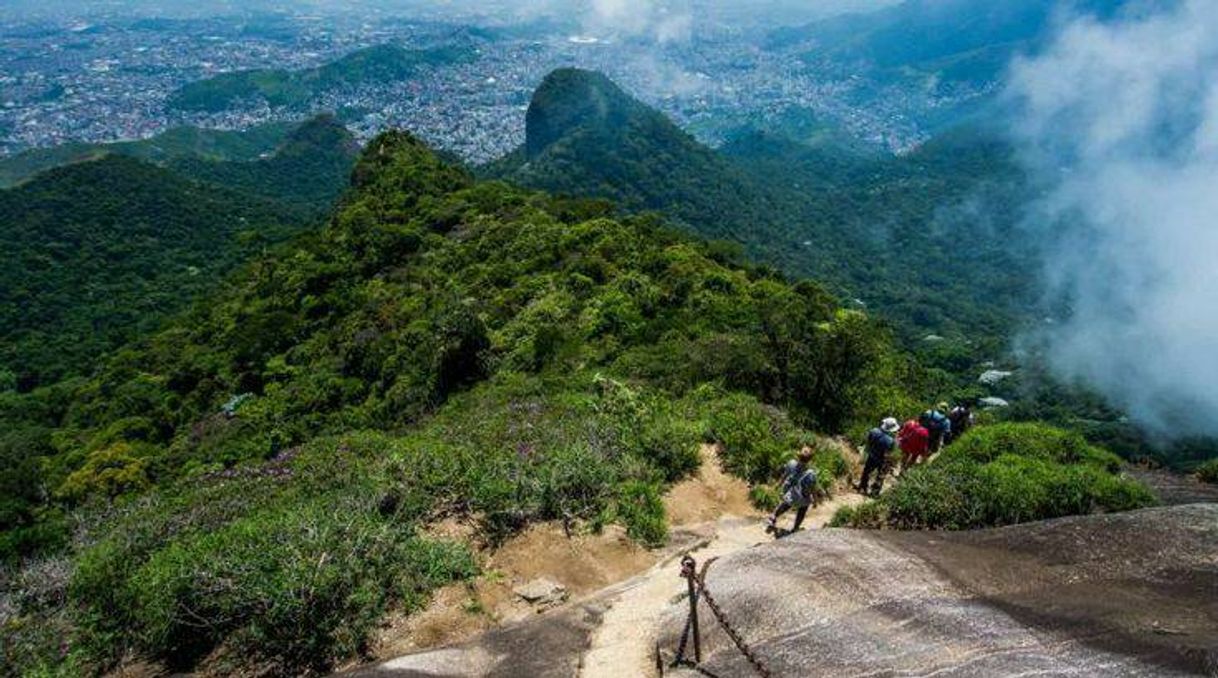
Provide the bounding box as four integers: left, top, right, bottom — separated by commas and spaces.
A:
1009, 0, 1218, 438
0, 0, 900, 26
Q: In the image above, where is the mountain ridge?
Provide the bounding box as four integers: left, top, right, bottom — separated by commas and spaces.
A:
0, 115, 359, 389
487, 68, 1034, 347
167, 43, 477, 113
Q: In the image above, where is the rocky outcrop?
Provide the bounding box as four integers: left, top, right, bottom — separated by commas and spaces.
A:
513, 578, 569, 610
659, 504, 1218, 677
347, 505, 1217, 677
979, 369, 1014, 385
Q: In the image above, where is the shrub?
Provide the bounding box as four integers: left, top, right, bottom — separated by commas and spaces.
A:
945, 422, 1121, 471
616, 480, 667, 547
382, 375, 699, 545
859, 424, 1155, 531
1196, 459, 1218, 484
56, 442, 155, 502
72, 495, 475, 674
748, 485, 780, 511
882, 462, 981, 530
828, 501, 887, 529
695, 391, 802, 484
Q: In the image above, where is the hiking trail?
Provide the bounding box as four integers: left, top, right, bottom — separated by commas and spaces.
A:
353, 443, 865, 676
579, 446, 865, 678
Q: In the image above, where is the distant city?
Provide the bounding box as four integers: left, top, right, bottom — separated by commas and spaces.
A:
0, 5, 981, 163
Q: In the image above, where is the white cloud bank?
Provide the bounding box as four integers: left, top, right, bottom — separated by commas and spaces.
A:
1007, 0, 1218, 437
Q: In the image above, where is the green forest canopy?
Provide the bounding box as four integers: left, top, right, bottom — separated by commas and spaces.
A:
0, 116, 359, 390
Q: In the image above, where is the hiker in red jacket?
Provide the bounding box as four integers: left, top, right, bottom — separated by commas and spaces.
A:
898, 418, 930, 471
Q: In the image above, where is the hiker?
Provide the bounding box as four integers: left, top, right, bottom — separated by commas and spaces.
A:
921, 405, 952, 455
947, 402, 974, 444
857, 418, 899, 496
898, 417, 930, 471
766, 446, 819, 534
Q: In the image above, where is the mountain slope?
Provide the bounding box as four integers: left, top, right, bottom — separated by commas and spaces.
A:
769, 0, 1133, 131
796, 0, 1128, 74
487, 69, 777, 246
488, 69, 1035, 350
170, 114, 360, 211
0, 156, 310, 389
0, 131, 911, 675
0, 116, 358, 389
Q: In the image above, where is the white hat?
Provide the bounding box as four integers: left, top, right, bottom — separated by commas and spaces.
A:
881, 417, 900, 434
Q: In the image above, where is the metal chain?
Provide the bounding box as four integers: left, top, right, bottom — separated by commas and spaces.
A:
696, 557, 772, 678
673, 596, 695, 663
674, 555, 772, 678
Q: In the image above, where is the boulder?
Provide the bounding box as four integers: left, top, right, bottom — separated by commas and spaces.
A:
979, 369, 1014, 385
980, 396, 1010, 408
513, 578, 568, 609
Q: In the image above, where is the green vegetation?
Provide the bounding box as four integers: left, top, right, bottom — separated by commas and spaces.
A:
0, 157, 306, 391
488, 68, 1210, 469
0, 121, 296, 188
1197, 459, 1218, 484
485, 69, 1034, 369
0, 117, 358, 391
170, 115, 359, 211
168, 44, 476, 112
830, 423, 1155, 530
1, 131, 896, 675
35, 132, 899, 500
485, 69, 791, 247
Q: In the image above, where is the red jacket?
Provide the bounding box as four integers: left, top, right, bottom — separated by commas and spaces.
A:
898, 420, 929, 456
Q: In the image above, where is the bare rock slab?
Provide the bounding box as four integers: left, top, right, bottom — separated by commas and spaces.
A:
659, 504, 1218, 677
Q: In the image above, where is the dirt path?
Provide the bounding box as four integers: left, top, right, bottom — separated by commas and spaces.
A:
579, 450, 865, 678
353, 444, 864, 676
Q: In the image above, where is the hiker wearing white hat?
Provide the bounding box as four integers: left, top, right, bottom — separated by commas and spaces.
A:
858, 418, 898, 496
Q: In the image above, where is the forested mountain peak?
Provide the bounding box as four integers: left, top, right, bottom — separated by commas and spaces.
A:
0, 154, 311, 389
169, 114, 360, 212
524, 68, 652, 158
488, 69, 1034, 349
489, 68, 770, 247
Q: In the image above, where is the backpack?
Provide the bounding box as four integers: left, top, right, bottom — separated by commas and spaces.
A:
783, 464, 818, 505
866, 428, 894, 459
928, 410, 949, 432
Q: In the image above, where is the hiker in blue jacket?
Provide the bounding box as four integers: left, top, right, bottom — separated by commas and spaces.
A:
766, 446, 819, 534
922, 405, 952, 454
858, 418, 899, 496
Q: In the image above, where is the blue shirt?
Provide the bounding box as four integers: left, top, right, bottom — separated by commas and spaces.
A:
865, 428, 895, 461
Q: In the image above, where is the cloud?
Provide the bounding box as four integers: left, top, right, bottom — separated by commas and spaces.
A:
584, 0, 694, 44
1007, 0, 1218, 437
